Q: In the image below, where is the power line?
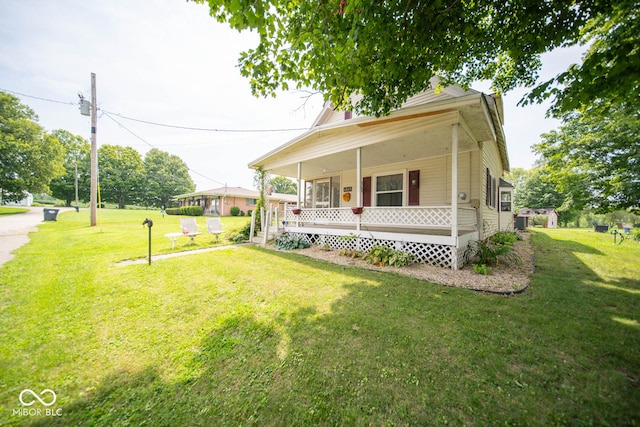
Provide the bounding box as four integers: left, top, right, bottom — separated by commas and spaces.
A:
1, 87, 309, 133
101, 110, 308, 133
103, 112, 226, 186
0, 88, 76, 106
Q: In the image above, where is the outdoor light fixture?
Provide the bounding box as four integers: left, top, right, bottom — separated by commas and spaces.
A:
458, 192, 467, 200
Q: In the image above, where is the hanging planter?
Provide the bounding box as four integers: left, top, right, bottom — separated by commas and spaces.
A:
292, 208, 302, 215
351, 207, 363, 215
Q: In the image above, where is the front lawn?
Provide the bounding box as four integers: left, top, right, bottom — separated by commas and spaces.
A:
0, 207, 29, 216
0, 212, 638, 426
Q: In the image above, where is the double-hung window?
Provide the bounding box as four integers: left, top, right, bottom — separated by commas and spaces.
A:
375, 172, 404, 206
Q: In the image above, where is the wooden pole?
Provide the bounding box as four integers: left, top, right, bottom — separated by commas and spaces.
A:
90, 73, 98, 226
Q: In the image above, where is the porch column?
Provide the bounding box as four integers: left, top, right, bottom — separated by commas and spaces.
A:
296, 162, 302, 227
451, 123, 459, 241
451, 124, 460, 269
356, 147, 362, 231
297, 162, 302, 208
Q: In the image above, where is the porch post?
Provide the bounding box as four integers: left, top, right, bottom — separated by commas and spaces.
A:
451, 124, 459, 268
297, 162, 302, 227
356, 147, 362, 231
297, 162, 302, 208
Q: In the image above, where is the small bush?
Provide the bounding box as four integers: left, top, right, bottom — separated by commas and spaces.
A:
491, 231, 521, 246
230, 206, 240, 216
275, 233, 310, 250
165, 206, 203, 216
363, 245, 415, 267
464, 235, 521, 267
182, 206, 203, 216
229, 222, 252, 243
473, 264, 491, 275
339, 249, 363, 258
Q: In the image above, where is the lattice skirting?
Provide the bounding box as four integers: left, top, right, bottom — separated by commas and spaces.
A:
288, 232, 463, 269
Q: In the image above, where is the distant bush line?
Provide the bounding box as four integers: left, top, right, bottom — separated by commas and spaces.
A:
166, 206, 203, 216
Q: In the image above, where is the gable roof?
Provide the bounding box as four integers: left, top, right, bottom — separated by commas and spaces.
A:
517, 208, 557, 217
173, 186, 296, 203
249, 84, 509, 175
311, 78, 476, 128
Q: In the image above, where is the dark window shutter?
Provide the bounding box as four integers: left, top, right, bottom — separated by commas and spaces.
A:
408, 170, 420, 206
362, 176, 371, 207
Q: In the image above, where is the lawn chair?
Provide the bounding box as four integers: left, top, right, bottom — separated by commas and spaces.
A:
206, 217, 224, 242
179, 218, 203, 241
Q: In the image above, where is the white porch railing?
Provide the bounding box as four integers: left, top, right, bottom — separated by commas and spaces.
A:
283, 206, 477, 230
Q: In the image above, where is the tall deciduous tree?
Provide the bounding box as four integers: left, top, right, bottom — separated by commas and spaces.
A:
534, 104, 640, 211
143, 148, 195, 208
191, 0, 636, 116
524, 1, 639, 116
49, 130, 90, 207
269, 175, 297, 195
0, 92, 64, 202
98, 145, 145, 209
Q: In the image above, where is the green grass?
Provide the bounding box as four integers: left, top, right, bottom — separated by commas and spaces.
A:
0, 207, 29, 216
0, 216, 638, 426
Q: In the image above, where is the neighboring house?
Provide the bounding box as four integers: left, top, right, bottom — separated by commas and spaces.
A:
0, 192, 33, 206
248, 79, 512, 269
174, 186, 296, 216
516, 208, 558, 229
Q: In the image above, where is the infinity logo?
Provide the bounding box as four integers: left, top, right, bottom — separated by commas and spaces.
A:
19, 389, 57, 407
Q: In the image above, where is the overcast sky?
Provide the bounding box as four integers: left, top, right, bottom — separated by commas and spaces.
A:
0, 0, 585, 191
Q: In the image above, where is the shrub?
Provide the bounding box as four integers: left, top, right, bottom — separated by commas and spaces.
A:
339, 249, 363, 258
363, 245, 415, 267
275, 233, 310, 250
491, 231, 521, 246
464, 236, 521, 267
473, 264, 491, 275
181, 206, 203, 216
165, 206, 203, 216
229, 222, 252, 243
230, 206, 240, 216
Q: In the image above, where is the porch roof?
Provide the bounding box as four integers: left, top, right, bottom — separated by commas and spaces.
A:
173, 186, 296, 203
249, 91, 508, 179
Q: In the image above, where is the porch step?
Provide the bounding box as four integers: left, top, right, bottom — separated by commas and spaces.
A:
251, 230, 276, 244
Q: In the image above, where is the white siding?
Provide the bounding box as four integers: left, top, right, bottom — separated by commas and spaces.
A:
480, 139, 503, 238
307, 151, 483, 209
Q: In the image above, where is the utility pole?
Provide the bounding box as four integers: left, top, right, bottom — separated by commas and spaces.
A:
74, 162, 79, 211
89, 73, 98, 226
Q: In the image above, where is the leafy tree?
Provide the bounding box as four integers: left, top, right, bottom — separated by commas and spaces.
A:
49, 130, 90, 207
98, 145, 145, 209
533, 103, 640, 211
0, 92, 64, 202
143, 148, 195, 208
524, 1, 639, 116
269, 175, 297, 195
191, 0, 634, 116
507, 167, 582, 227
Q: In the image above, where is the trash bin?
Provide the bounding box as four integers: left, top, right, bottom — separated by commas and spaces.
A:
43, 208, 60, 221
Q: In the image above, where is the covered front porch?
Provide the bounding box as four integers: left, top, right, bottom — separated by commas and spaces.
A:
250, 89, 507, 269
277, 205, 478, 269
